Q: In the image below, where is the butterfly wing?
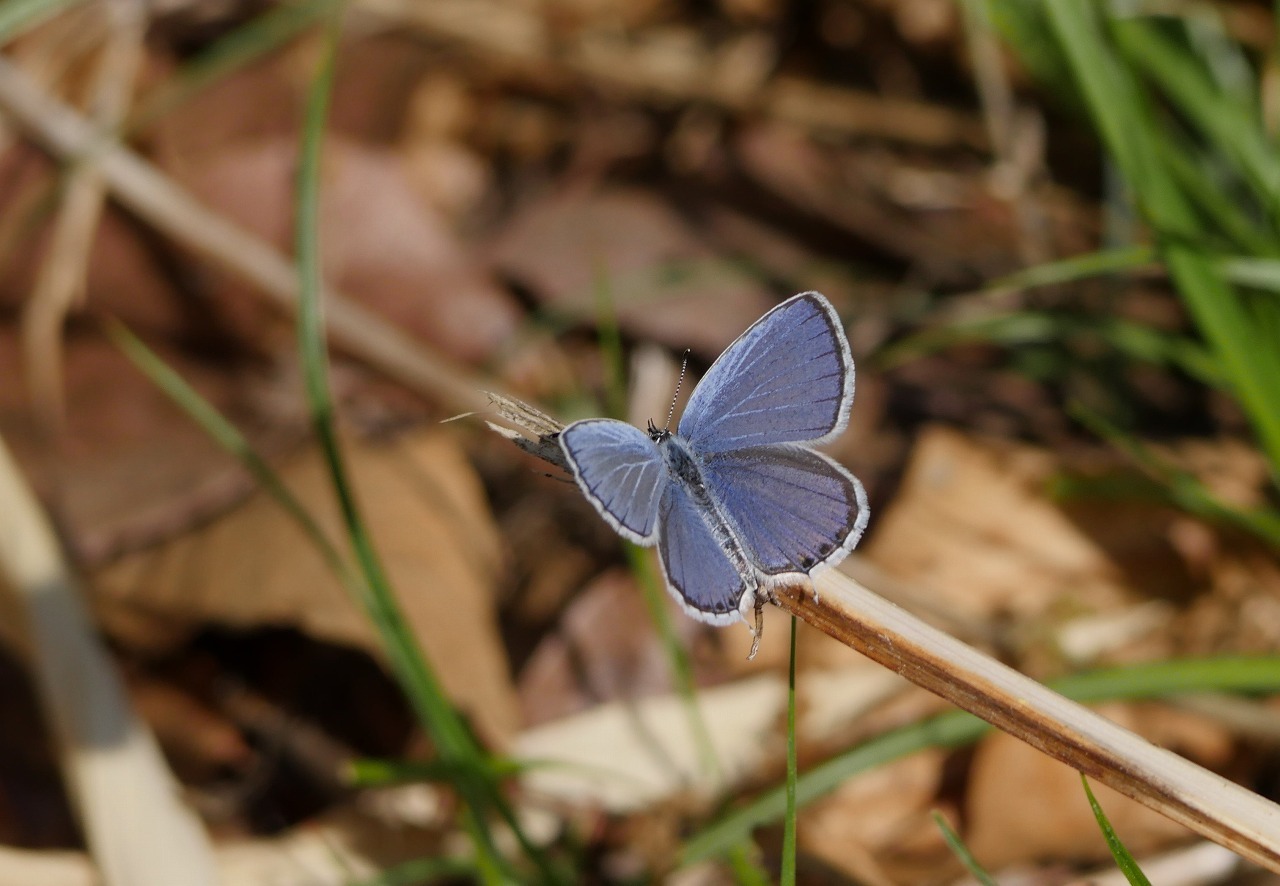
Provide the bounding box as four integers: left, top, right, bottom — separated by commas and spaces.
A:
702, 444, 868, 577
677, 292, 853, 453
559, 419, 667, 543
657, 481, 751, 624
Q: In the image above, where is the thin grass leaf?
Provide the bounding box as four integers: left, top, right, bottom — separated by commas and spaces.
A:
781, 615, 798, 886
932, 811, 997, 886
1155, 137, 1279, 257
129, 0, 338, 131
0, 0, 86, 45
1112, 18, 1280, 226
1082, 775, 1154, 886
588, 273, 724, 781
348, 756, 529, 787
984, 245, 1156, 294
106, 320, 350, 582
682, 656, 1280, 863
1069, 403, 1280, 549
1038, 1, 1280, 480
876, 310, 1223, 389
292, 15, 562, 882
1220, 256, 1280, 292
725, 848, 772, 886
350, 857, 481, 886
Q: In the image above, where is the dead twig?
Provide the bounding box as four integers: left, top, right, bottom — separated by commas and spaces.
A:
356, 0, 988, 150
22, 0, 146, 433
0, 53, 495, 416
0, 432, 218, 886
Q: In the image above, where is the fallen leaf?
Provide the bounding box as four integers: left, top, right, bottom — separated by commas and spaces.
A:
488, 187, 775, 356
865, 426, 1137, 623
175, 137, 522, 363
514, 673, 786, 812
798, 750, 949, 885
963, 703, 1225, 869
93, 428, 521, 746
517, 569, 680, 727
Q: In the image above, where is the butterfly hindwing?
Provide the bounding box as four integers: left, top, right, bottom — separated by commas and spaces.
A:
677, 292, 853, 454
559, 418, 667, 543
656, 480, 749, 623
701, 443, 868, 577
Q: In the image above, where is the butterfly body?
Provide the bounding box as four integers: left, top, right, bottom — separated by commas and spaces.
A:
559, 293, 869, 625
652, 428, 763, 616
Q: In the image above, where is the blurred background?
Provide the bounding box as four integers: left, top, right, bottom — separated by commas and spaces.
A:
0, 0, 1278, 883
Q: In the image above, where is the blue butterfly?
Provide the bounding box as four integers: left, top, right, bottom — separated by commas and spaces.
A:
558, 292, 869, 626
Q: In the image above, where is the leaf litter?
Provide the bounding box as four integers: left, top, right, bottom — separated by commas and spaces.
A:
0, 1, 1277, 883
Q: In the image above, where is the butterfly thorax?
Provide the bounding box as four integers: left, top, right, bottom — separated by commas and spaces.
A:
658, 433, 707, 499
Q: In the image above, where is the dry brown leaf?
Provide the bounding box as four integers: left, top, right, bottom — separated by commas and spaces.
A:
865, 426, 1137, 623
518, 569, 682, 727
93, 428, 521, 746
0, 329, 274, 569
171, 136, 521, 363
514, 673, 786, 812
0, 148, 189, 338
488, 187, 775, 356
798, 750, 949, 885
963, 702, 1230, 869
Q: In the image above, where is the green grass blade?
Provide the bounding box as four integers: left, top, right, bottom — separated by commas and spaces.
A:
983, 245, 1156, 293
1113, 18, 1280, 226
1155, 137, 1279, 257
1082, 775, 1154, 886
1069, 403, 1280, 549
682, 656, 1280, 864
351, 856, 481, 886
932, 810, 998, 886
781, 615, 798, 886
0, 0, 86, 44
130, 0, 337, 131
589, 274, 723, 781
877, 310, 1223, 390
106, 321, 351, 582
292, 13, 555, 882
1219, 256, 1280, 292
348, 756, 529, 787
1038, 1, 1280, 483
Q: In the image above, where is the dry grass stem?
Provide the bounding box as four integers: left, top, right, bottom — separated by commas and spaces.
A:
0, 54, 494, 415
0, 433, 217, 886
357, 0, 988, 148
779, 571, 1280, 873
21, 0, 145, 432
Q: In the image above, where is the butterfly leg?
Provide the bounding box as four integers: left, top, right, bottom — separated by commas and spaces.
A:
747, 599, 765, 661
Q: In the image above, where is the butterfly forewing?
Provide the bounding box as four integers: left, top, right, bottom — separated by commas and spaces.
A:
701, 444, 868, 576
559, 419, 667, 543
677, 292, 853, 454
657, 481, 749, 622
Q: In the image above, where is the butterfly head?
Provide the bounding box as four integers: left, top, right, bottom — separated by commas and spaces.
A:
646, 418, 671, 443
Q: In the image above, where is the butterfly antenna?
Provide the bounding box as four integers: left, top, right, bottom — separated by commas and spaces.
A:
665, 349, 691, 432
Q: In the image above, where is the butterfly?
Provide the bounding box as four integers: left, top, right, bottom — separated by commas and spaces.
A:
557, 292, 869, 628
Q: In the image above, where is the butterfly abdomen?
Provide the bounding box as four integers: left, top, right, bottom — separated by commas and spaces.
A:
659, 434, 760, 593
